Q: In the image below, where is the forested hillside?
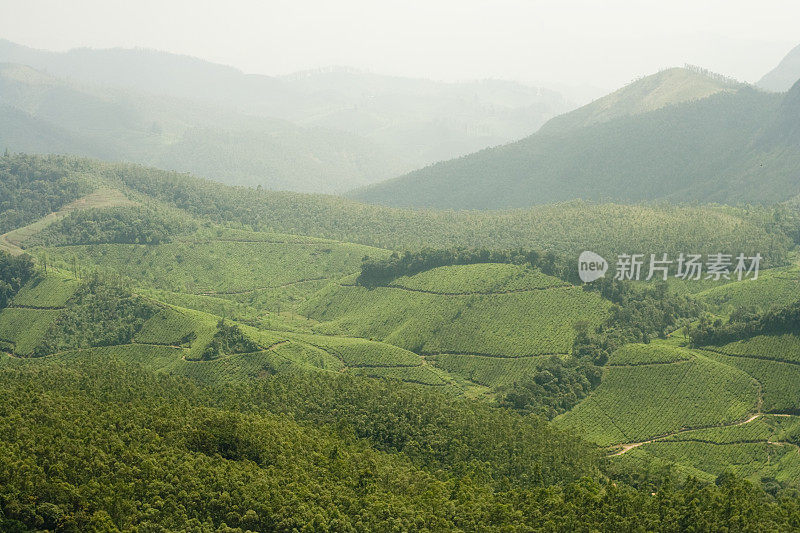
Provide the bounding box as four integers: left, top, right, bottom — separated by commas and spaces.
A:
351, 69, 800, 209
2, 153, 795, 263
4, 362, 800, 531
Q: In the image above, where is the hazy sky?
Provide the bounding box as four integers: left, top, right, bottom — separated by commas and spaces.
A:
1, 0, 798, 93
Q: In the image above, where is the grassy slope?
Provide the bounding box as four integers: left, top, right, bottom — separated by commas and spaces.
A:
556, 342, 759, 446
0, 273, 462, 390
0, 188, 132, 255
300, 264, 609, 357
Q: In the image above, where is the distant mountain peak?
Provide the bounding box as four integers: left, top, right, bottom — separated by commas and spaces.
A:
758, 43, 800, 93
539, 66, 742, 136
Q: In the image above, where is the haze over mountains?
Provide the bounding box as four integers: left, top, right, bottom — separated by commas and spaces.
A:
352, 65, 800, 209
759, 43, 800, 92
2, 38, 800, 208
0, 39, 572, 192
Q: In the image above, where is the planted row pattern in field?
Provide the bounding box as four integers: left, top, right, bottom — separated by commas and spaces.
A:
388, 263, 567, 294
703, 350, 800, 414
716, 334, 800, 364
10, 273, 79, 308
607, 343, 693, 366
429, 354, 549, 388
42, 239, 383, 295
302, 283, 608, 357
555, 353, 758, 446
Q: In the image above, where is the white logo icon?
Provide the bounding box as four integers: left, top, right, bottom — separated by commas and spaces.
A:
578, 251, 607, 283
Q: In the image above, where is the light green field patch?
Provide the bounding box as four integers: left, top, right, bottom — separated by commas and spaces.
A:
140, 288, 318, 333
270, 341, 344, 372
0, 308, 62, 356
660, 417, 776, 444
556, 352, 759, 446
291, 333, 422, 367
11, 272, 80, 308
389, 263, 567, 294
352, 365, 448, 386
302, 284, 609, 356
717, 334, 800, 364
696, 265, 800, 313
42, 238, 386, 300
429, 354, 550, 389
617, 440, 800, 485
702, 350, 800, 413
134, 307, 204, 346
608, 342, 693, 366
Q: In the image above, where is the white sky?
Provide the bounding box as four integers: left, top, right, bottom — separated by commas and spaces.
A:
1, 0, 798, 92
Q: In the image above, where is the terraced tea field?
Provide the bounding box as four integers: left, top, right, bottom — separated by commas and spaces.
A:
428, 353, 550, 388
9, 272, 81, 308
612, 414, 800, 485
556, 343, 759, 446
388, 263, 569, 294
42, 238, 384, 297
553, 335, 800, 485
301, 264, 609, 357
0, 272, 467, 389
607, 343, 693, 366
696, 264, 800, 313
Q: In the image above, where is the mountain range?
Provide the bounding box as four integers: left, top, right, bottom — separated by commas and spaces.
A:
3, 38, 800, 208
351, 66, 800, 209
0, 39, 572, 192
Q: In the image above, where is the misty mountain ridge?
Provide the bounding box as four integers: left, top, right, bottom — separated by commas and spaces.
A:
758, 43, 800, 92
351, 67, 800, 209
539, 66, 742, 135
0, 39, 574, 180
0, 62, 406, 192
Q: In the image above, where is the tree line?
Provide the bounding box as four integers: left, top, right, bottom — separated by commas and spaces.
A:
357, 247, 577, 288
691, 299, 800, 346
0, 251, 35, 309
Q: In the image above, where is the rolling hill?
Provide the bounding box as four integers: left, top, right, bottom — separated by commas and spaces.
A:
351, 67, 800, 209
3, 154, 794, 266
538, 66, 741, 135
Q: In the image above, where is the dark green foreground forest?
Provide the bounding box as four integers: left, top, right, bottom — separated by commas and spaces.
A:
3, 363, 800, 532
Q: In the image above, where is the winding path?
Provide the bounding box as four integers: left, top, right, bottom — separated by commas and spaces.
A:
609, 413, 800, 457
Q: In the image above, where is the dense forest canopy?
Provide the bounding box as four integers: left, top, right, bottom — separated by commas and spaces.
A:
2, 362, 800, 531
